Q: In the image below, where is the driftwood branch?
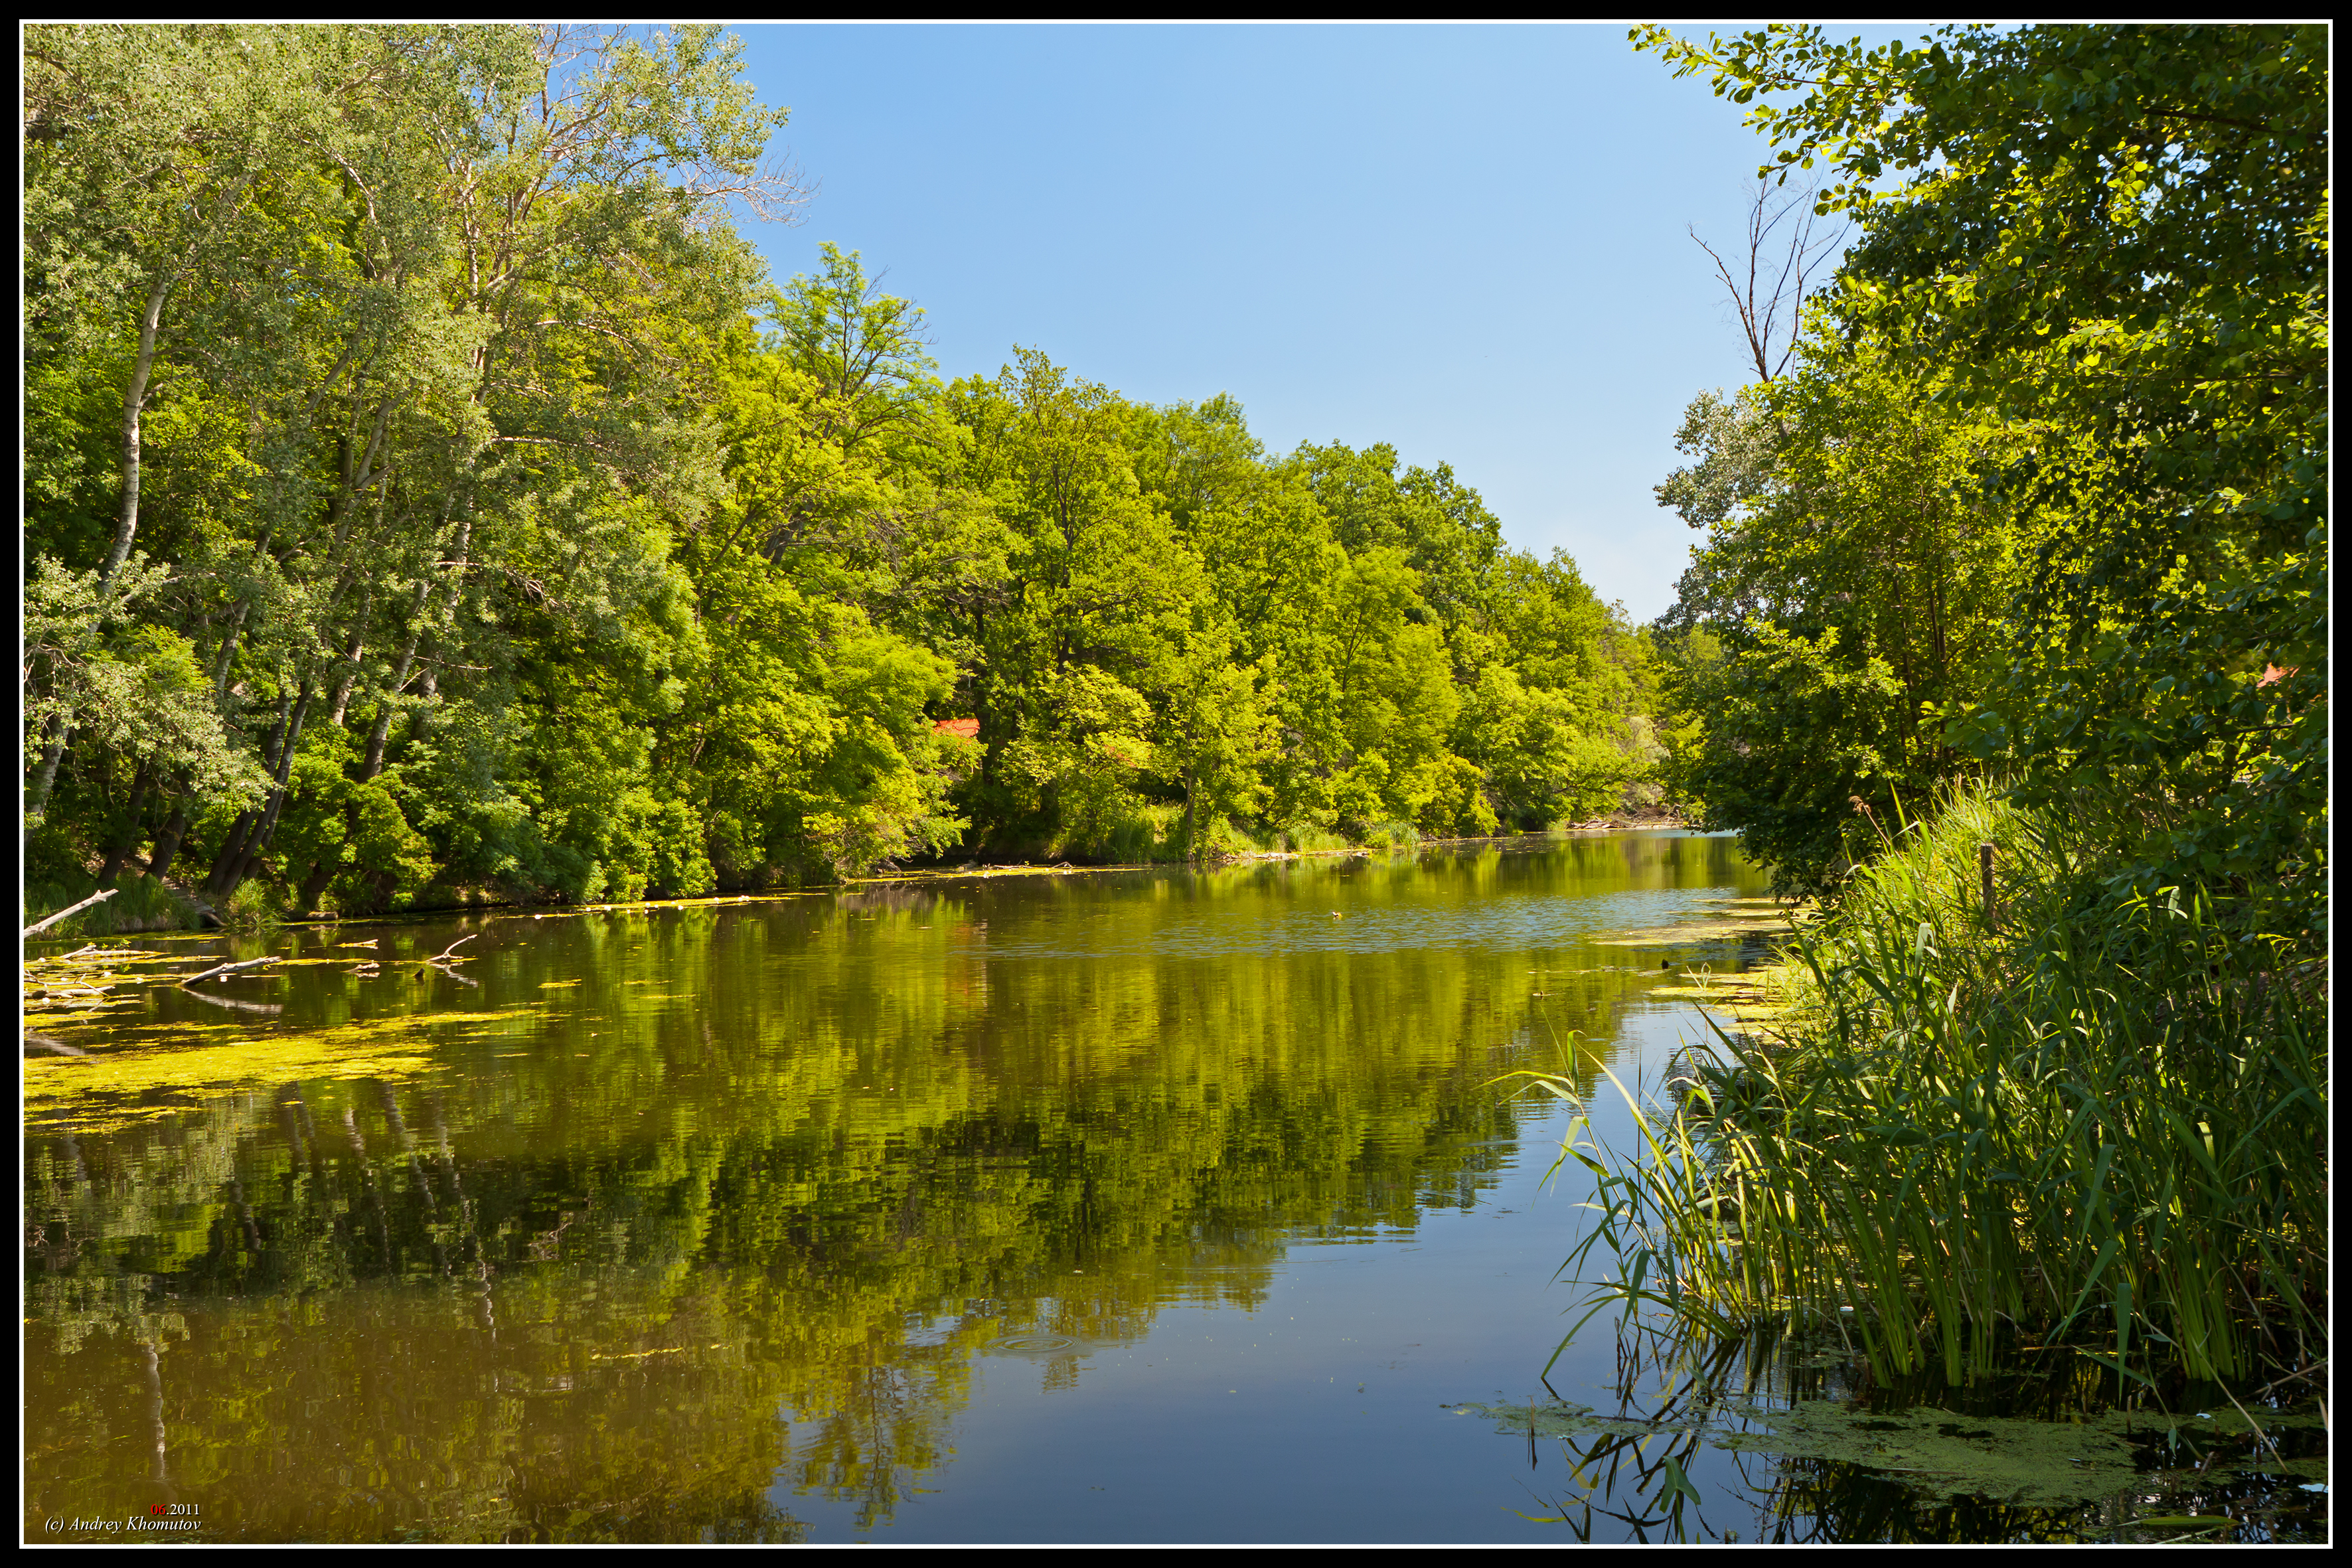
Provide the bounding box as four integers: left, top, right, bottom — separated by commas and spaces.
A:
40, 980, 110, 997
179, 955, 281, 986
179, 987, 284, 1015
24, 888, 118, 937
432, 933, 479, 963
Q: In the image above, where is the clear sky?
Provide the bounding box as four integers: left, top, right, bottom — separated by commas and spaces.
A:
722, 23, 1854, 623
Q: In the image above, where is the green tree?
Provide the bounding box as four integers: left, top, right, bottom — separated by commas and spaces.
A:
1653, 331, 2026, 893
945, 351, 1202, 858
1637, 21, 2327, 939
23, 25, 811, 910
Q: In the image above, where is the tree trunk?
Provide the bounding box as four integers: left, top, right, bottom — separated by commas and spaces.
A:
147, 789, 193, 883
203, 811, 258, 898
364, 508, 471, 781
96, 763, 155, 885
215, 680, 314, 899
327, 626, 366, 727
362, 633, 422, 781
204, 690, 295, 896
296, 845, 341, 919
23, 716, 69, 837
97, 273, 173, 597
208, 596, 252, 696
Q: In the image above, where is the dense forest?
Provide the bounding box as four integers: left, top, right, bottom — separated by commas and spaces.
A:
22, 24, 1659, 925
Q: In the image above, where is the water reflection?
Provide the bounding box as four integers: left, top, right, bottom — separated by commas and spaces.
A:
27, 834, 1775, 1542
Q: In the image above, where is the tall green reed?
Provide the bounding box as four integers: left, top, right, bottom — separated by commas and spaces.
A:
1532, 783, 2327, 1390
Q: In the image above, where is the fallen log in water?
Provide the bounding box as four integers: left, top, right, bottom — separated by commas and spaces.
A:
23, 888, 118, 938
178, 955, 281, 986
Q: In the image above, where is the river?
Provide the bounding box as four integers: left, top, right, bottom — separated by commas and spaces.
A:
21, 832, 2322, 1543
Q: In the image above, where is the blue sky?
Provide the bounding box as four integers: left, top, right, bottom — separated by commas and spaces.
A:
722, 23, 1869, 622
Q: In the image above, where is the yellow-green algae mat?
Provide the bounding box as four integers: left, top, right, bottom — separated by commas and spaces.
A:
1648, 963, 1801, 1027
1593, 897, 1815, 950
23, 1008, 542, 1133
1459, 1395, 2327, 1519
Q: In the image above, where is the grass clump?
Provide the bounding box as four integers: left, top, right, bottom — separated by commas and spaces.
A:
23, 872, 203, 937
1532, 782, 2327, 1393
220, 878, 285, 932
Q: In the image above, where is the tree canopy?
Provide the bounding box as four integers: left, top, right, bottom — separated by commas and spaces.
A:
24, 25, 1656, 921
1638, 23, 2325, 929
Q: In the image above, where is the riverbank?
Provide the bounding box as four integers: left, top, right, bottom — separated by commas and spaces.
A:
1555, 783, 2328, 1393
24, 818, 1701, 940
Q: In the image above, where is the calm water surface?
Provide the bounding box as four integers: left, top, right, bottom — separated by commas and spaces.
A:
27, 834, 2300, 1543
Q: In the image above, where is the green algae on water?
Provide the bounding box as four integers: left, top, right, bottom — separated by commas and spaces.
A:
22, 1008, 541, 1131
1460, 1396, 2327, 1514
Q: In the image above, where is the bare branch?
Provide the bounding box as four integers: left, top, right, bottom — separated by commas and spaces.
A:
179, 954, 280, 986
1693, 173, 1849, 383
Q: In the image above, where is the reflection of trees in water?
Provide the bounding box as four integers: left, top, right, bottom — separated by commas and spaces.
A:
785, 1356, 969, 1532
832, 888, 942, 918
25, 1054, 1528, 1539
27, 840, 1740, 1537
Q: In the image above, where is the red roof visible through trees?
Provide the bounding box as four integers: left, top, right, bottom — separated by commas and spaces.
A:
933, 717, 980, 740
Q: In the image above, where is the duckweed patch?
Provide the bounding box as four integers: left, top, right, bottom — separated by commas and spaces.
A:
1646, 965, 1800, 1024
1705, 1399, 2142, 1506
1462, 1395, 2328, 1517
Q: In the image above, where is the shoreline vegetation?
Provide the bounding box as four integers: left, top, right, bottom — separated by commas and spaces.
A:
21, 813, 1697, 940
1539, 785, 2325, 1392
1514, 23, 2326, 1409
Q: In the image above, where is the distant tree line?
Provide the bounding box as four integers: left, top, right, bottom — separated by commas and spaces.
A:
23, 23, 1659, 918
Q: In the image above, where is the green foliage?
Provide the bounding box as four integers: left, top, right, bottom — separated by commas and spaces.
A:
22, 26, 1662, 913
1665, 623, 1909, 898
1637, 19, 2327, 945
220, 876, 283, 932
1653, 335, 2027, 895
273, 729, 436, 916
23, 555, 268, 811
1542, 785, 2325, 1387
21, 870, 200, 938
1606, 19, 2329, 1393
